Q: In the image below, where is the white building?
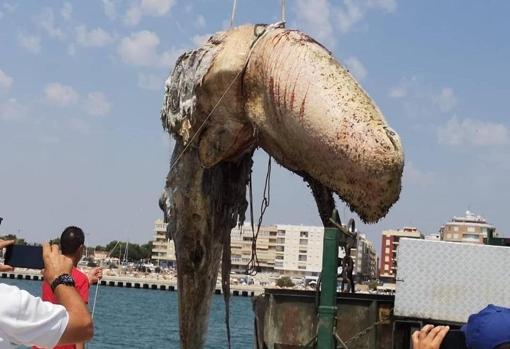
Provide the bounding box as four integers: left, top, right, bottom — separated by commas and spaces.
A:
352, 234, 377, 282
440, 210, 496, 244
151, 219, 176, 267
231, 223, 378, 278
231, 224, 324, 276
273, 224, 324, 276
153, 218, 379, 277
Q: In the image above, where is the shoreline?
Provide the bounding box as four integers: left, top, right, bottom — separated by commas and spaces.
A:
1, 269, 264, 296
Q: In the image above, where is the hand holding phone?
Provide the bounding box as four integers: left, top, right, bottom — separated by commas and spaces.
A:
412, 325, 450, 349
439, 330, 467, 349
0, 239, 15, 271
4, 244, 45, 269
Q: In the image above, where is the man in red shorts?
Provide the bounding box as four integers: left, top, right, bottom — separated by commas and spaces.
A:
35, 226, 102, 349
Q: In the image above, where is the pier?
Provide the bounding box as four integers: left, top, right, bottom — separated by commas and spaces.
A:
1, 270, 263, 297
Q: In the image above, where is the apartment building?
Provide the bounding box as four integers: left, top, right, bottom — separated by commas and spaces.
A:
151, 219, 176, 267
440, 210, 495, 244
231, 223, 324, 276
232, 223, 378, 279
151, 218, 379, 278
352, 234, 377, 282
230, 224, 278, 272
380, 227, 423, 282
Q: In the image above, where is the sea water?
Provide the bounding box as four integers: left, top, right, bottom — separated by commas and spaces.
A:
3, 279, 253, 348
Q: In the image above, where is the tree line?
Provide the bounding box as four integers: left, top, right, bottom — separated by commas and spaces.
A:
0, 234, 154, 262
95, 241, 153, 262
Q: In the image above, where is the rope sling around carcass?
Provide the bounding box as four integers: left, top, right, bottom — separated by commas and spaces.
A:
166, 20, 285, 176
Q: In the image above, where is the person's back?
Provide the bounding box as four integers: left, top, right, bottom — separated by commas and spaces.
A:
36, 226, 89, 349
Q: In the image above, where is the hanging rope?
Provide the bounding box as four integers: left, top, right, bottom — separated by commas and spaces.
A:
280, 0, 286, 23
246, 155, 272, 275
230, 0, 238, 27
91, 240, 121, 318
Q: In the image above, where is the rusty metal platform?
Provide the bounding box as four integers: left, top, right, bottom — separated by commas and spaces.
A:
253, 289, 395, 349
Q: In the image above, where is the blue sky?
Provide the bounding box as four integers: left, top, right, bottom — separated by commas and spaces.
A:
1, 0, 509, 253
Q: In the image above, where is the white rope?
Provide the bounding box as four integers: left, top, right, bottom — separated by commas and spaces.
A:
91, 277, 100, 318
167, 22, 284, 176
280, 0, 286, 23
230, 0, 238, 27
91, 240, 120, 319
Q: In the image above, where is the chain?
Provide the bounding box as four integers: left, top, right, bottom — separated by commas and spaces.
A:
246, 155, 272, 275
341, 310, 393, 346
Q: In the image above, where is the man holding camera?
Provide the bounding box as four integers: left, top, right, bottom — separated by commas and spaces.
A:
0, 239, 94, 349
36, 226, 102, 349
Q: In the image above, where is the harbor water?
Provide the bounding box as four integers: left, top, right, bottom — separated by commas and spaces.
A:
4, 279, 253, 348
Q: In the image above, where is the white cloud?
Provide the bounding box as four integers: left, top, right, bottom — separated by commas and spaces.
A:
67, 44, 76, 56
76, 26, 114, 47
337, 0, 363, 33
337, 0, 397, 33
102, 0, 117, 20
138, 73, 164, 91
367, 0, 397, 13
0, 69, 13, 91
68, 117, 91, 133
159, 48, 184, 68
295, 0, 334, 47
118, 31, 182, 67
191, 33, 211, 47
438, 116, 509, 147
195, 14, 206, 28
61, 2, 72, 21
3, 3, 16, 13
37, 8, 66, 40
404, 161, 436, 186
345, 56, 367, 80
435, 87, 457, 112
44, 83, 79, 106
18, 33, 41, 54
389, 85, 407, 98
44, 83, 111, 116
0, 98, 27, 121
388, 77, 417, 99
124, 0, 176, 26
118, 31, 159, 66
85, 92, 111, 116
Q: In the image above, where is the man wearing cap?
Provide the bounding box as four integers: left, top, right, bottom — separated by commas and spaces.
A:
462, 305, 510, 349
412, 304, 510, 349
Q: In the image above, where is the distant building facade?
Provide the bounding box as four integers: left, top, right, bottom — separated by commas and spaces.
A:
231, 223, 378, 279
425, 233, 441, 241
151, 219, 176, 267
151, 218, 379, 278
231, 224, 324, 276
352, 234, 378, 282
440, 211, 495, 244
380, 227, 423, 282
